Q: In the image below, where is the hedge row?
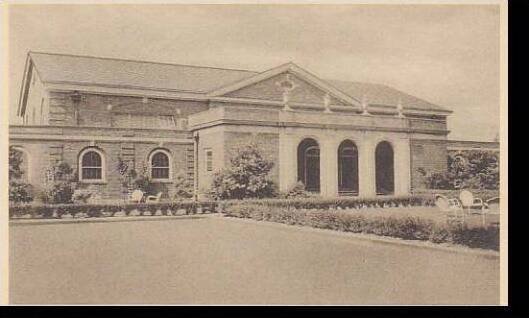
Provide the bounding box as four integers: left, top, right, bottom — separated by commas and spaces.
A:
9, 195, 436, 220
9, 201, 219, 219
219, 195, 435, 210
412, 189, 500, 201
224, 204, 499, 251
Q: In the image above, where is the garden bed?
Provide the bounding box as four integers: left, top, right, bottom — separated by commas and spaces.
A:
223, 203, 500, 251
9, 201, 219, 219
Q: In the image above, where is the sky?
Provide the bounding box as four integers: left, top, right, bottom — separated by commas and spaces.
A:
7, 4, 501, 141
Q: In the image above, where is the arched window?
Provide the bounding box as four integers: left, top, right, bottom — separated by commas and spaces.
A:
338, 140, 359, 195
150, 149, 171, 180
297, 138, 320, 192
79, 148, 104, 181
375, 141, 394, 195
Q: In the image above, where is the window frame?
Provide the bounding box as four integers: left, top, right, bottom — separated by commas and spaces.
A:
79, 148, 106, 183
149, 149, 172, 182
205, 148, 213, 173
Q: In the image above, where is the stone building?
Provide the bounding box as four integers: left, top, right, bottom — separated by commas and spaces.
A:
10, 52, 454, 201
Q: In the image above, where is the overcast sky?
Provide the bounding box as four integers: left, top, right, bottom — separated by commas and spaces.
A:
7, 4, 501, 141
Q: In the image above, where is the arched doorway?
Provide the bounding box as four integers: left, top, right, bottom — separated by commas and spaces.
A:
297, 138, 320, 192
375, 141, 394, 195
338, 140, 358, 195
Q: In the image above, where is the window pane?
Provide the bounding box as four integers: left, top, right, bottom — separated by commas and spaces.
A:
152, 152, 169, 167
82, 168, 102, 180
82, 151, 102, 167
152, 167, 169, 179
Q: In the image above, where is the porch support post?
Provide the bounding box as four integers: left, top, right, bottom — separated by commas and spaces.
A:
358, 134, 376, 197
279, 131, 297, 192
394, 137, 411, 196
320, 135, 338, 197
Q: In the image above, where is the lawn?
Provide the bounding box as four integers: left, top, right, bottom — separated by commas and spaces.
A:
10, 216, 499, 304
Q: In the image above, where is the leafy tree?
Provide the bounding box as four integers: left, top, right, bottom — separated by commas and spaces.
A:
9, 147, 24, 180
40, 162, 78, 204
211, 142, 277, 200
174, 171, 194, 200
9, 147, 33, 203
425, 151, 499, 190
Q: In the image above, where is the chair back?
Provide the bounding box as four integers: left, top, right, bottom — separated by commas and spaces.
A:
131, 190, 143, 202
434, 194, 450, 212
459, 190, 474, 207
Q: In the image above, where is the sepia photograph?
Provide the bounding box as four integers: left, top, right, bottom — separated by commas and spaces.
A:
1, 1, 507, 305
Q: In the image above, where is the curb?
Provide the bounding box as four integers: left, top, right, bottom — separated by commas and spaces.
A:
218, 216, 500, 259
9, 214, 211, 226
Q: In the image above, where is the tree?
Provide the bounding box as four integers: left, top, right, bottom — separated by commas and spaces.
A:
9, 147, 24, 180
211, 142, 277, 200
9, 147, 33, 203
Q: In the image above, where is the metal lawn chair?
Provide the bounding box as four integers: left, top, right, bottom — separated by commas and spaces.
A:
435, 194, 464, 224
129, 189, 144, 204
459, 190, 488, 226
146, 192, 162, 203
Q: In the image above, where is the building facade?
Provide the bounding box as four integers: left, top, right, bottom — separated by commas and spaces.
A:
10, 52, 454, 201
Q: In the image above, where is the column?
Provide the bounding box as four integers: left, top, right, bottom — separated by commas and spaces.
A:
279, 131, 297, 192
358, 134, 376, 197
320, 135, 338, 197
394, 137, 411, 195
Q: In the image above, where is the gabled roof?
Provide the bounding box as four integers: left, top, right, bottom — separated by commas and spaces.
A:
28, 51, 257, 93
328, 80, 448, 112
208, 62, 361, 107
22, 51, 450, 114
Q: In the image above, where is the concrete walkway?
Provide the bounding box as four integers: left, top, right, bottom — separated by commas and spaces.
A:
10, 216, 499, 304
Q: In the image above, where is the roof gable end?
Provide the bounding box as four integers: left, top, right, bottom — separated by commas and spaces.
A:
208, 62, 361, 107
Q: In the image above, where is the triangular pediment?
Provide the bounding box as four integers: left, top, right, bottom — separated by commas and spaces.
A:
208, 63, 360, 107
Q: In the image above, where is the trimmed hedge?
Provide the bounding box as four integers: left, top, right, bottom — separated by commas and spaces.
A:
412, 189, 499, 201
223, 204, 500, 251
218, 195, 435, 210
9, 201, 220, 219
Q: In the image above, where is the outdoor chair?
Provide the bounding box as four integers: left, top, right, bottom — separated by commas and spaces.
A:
146, 192, 162, 203
486, 197, 500, 212
459, 190, 488, 214
460, 190, 490, 226
435, 194, 464, 223
129, 190, 144, 204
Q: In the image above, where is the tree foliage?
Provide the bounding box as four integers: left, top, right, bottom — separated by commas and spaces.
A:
9, 147, 33, 203
211, 142, 277, 200
424, 151, 499, 190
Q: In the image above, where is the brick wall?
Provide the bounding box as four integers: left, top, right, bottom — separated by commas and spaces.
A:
223, 131, 280, 185
11, 137, 194, 202
48, 91, 208, 128
410, 139, 448, 189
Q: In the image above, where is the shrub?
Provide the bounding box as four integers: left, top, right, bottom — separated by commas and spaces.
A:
424, 151, 499, 190
223, 203, 499, 251
173, 172, 194, 200
9, 180, 34, 203
40, 162, 78, 204
211, 142, 278, 200
281, 181, 313, 199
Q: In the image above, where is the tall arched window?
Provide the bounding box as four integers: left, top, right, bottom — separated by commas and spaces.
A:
297, 138, 320, 192
150, 149, 171, 181
79, 148, 104, 181
338, 140, 358, 195
375, 141, 394, 195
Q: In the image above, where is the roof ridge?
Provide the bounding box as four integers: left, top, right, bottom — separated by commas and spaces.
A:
28, 51, 259, 74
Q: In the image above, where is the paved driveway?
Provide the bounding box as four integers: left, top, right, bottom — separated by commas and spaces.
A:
10, 216, 499, 304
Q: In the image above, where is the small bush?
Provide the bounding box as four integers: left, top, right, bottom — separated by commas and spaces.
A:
9, 181, 34, 203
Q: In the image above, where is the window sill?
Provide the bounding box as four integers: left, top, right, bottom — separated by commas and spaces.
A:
80, 180, 107, 185
151, 179, 173, 184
